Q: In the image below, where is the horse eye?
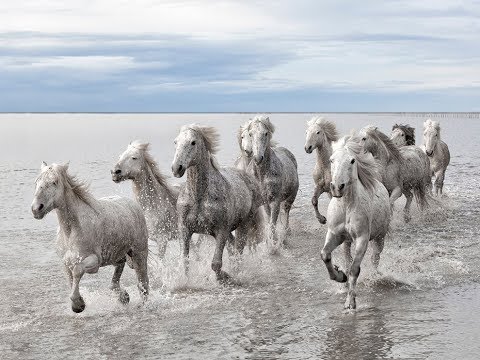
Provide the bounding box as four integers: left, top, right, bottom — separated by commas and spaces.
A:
316, 131, 320, 134
132, 157, 138, 160
362, 137, 366, 141
350, 159, 355, 164
265, 132, 268, 136
401, 134, 404, 136
53, 181, 57, 186
191, 141, 196, 146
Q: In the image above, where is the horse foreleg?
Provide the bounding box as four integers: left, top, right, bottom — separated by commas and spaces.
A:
212, 230, 232, 285
179, 225, 193, 276
321, 230, 347, 283
110, 259, 129, 305
371, 237, 385, 274
157, 234, 169, 260
269, 201, 281, 250
69, 254, 99, 313
312, 185, 326, 224
130, 251, 149, 302
435, 170, 446, 196
403, 189, 413, 223
345, 235, 369, 310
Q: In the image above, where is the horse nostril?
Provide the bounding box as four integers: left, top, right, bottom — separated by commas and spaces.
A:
339, 184, 345, 191
330, 182, 335, 190
38, 204, 44, 211
115, 169, 121, 174
308, 146, 312, 151
178, 165, 183, 172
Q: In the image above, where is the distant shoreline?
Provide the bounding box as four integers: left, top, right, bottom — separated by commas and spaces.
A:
0, 112, 479, 117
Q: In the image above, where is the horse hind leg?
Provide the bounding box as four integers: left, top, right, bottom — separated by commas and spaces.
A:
129, 250, 149, 302
371, 237, 385, 274
110, 258, 129, 305
403, 188, 413, 223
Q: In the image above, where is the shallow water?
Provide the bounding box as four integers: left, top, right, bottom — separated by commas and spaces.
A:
1, 113, 479, 359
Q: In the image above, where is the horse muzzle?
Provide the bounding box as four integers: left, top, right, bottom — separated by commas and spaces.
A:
31, 204, 46, 219
172, 164, 185, 178
110, 168, 125, 183
305, 145, 313, 154
330, 182, 345, 198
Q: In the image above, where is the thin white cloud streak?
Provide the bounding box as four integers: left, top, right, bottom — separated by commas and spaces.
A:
0, 0, 479, 97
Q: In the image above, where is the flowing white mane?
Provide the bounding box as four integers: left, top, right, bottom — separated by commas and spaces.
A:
335, 135, 380, 191
424, 118, 441, 138
307, 116, 339, 142
251, 115, 275, 134
37, 164, 93, 205
181, 124, 221, 170
128, 140, 176, 198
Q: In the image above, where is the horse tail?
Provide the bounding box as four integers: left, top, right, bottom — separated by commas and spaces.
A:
413, 182, 429, 211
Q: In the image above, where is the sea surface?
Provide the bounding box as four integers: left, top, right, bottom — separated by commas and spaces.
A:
1, 113, 479, 359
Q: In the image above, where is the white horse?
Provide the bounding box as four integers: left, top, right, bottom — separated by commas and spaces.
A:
360, 125, 431, 222
234, 120, 253, 171
172, 124, 263, 283
390, 123, 416, 147
304, 116, 339, 224
112, 141, 178, 258
31, 163, 149, 313
321, 135, 391, 309
247, 115, 299, 250
423, 119, 450, 196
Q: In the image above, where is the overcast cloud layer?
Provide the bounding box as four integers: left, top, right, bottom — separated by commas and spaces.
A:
1, 0, 479, 112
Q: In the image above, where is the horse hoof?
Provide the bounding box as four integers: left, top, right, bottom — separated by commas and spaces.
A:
119, 290, 130, 305
216, 270, 235, 286
317, 215, 327, 224
71, 297, 86, 313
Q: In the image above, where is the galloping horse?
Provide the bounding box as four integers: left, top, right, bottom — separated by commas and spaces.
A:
247, 115, 299, 250
112, 141, 178, 258
304, 116, 339, 224
172, 124, 263, 283
361, 125, 431, 222
321, 135, 391, 309
32, 163, 149, 313
423, 119, 450, 195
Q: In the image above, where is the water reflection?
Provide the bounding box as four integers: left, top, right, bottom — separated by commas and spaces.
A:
324, 302, 393, 359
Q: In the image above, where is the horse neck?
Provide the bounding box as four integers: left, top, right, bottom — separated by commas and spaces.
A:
316, 141, 333, 170
55, 187, 95, 236
255, 143, 273, 175
186, 150, 213, 200
132, 162, 176, 211
343, 176, 365, 211
372, 141, 390, 166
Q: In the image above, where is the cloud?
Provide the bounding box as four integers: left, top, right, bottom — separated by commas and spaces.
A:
0, 1, 479, 111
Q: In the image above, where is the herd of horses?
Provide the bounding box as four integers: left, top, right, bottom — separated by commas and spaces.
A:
31, 116, 450, 312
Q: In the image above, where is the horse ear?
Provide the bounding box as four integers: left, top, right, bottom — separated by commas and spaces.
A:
41, 161, 47, 170
62, 162, 70, 171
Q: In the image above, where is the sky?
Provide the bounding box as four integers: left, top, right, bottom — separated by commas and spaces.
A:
0, 0, 479, 112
